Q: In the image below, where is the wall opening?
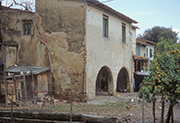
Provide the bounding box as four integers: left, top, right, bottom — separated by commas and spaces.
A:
96, 66, 113, 95
116, 67, 129, 92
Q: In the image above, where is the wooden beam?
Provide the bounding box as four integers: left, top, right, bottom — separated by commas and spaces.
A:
23, 74, 27, 104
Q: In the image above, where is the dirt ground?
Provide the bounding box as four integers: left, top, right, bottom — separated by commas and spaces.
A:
1, 93, 180, 123
87, 93, 180, 123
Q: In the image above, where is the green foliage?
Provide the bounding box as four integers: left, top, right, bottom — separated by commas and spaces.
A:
139, 39, 180, 106
137, 26, 179, 43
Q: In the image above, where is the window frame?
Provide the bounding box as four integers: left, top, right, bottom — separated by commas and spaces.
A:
137, 45, 140, 56
150, 49, 153, 57
122, 23, 126, 43
146, 48, 148, 57
103, 15, 108, 38
23, 23, 32, 35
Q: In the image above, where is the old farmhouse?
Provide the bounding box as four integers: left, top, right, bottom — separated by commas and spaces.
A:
0, 0, 138, 102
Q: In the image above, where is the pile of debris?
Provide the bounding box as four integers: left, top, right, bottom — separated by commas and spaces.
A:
32, 94, 60, 108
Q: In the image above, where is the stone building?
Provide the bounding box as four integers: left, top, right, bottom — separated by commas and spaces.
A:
0, 0, 138, 101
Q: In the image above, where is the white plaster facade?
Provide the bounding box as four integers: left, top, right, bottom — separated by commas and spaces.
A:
85, 6, 137, 99
146, 45, 155, 61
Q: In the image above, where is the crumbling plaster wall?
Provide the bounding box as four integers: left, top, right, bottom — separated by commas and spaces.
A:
85, 6, 135, 99
36, 0, 86, 100
0, 7, 41, 68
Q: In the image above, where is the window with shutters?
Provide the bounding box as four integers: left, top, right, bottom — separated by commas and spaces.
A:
103, 15, 108, 38
122, 23, 126, 43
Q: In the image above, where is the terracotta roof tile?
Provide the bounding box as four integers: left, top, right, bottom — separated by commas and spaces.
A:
133, 55, 149, 61
136, 38, 156, 45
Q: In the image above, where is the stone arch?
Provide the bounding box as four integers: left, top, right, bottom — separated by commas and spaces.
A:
116, 67, 130, 92
95, 66, 113, 95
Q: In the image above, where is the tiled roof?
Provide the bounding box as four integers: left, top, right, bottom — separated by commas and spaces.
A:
136, 40, 148, 46
133, 55, 149, 61
136, 38, 156, 45
132, 25, 140, 29
86, 0, 138, 24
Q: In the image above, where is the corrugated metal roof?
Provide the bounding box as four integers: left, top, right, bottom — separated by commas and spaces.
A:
5, 66, 50, 75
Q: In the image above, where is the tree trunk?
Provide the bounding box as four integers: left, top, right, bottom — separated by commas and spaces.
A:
161, 101, 165, 123
166, 103, 173, 123
171, 106, 174, 123
153, 101, 156, 123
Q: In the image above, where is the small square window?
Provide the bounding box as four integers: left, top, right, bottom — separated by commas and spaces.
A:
23, 23, 31, 35
122, 23, 126, 43
103, 15, 108, 38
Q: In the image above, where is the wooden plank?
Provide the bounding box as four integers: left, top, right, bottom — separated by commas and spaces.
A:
14, 75, 24, 78
14, 76, 18, 104
5, 76, 13, 79
14, 79, 24, 82
23, 75, 27, 104
4, 79, 8, 107
30, 66, 35, 99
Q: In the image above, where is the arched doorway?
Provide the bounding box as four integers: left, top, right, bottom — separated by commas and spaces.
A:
116, 67, 130, 92
96, 66, 113, 95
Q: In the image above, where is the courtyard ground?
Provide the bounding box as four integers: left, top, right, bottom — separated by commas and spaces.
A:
0, 93, 180, 123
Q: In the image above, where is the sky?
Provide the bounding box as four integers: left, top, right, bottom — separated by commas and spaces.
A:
1, 0, 180, 39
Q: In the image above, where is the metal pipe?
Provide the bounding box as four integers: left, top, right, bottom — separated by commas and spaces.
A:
142, 92, 144, 123
35, 22, 54, 73
40, 41, 54, 73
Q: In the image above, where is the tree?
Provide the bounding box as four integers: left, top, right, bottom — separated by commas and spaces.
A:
139, 39, 180, 123
138, 26, 179, 44
0, 0, 35, 11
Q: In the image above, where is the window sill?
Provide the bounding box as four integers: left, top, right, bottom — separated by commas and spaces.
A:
103, 37, 109, 42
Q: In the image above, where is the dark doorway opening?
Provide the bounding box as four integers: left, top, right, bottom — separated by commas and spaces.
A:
117, 67, 129, 93
96, 66, 113, 95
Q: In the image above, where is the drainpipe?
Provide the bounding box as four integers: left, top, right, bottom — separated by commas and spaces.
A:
41, 41, 54, 73
35, 22, 54, 74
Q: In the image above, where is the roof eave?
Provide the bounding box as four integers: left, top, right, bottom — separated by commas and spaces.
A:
87, 1, 138, 24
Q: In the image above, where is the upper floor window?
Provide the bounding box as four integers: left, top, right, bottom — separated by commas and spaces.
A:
137, 45, 140, 56
150, 49, 153, 57
23, 23, 31, 35
103, 15, 108, 38
146, 48, 148, 57
122, 23, 126, 43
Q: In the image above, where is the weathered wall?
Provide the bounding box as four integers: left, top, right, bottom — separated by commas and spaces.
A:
36, 0, 86, 100
85, 6, 135, 99
0, 7, 41, 68
132, 28, 137, 55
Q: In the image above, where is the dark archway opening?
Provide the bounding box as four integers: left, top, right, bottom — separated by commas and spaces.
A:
96, 66, 113, 95
117, 67, 129, 93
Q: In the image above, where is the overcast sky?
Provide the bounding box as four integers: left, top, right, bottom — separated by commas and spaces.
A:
2, 0, 180, 39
